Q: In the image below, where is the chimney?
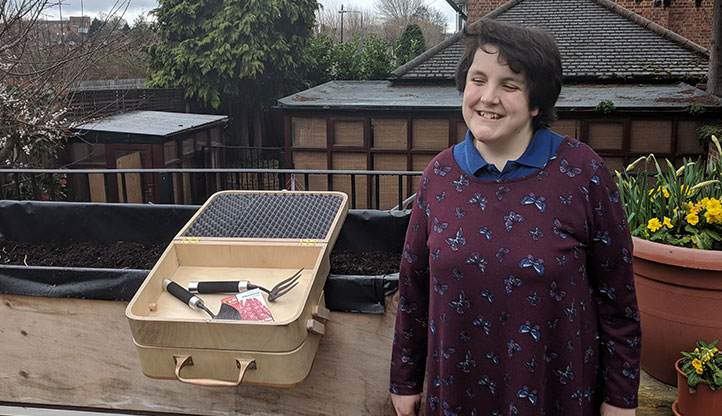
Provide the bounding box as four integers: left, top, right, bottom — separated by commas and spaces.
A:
468, 0, 511, 22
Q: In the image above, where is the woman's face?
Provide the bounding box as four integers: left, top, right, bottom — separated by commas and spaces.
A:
462, 45, 538, 147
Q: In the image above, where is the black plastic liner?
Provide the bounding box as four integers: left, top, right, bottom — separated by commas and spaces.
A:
0, 201, 407, 313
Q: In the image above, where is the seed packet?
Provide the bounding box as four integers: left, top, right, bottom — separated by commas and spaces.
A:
221, 288, 274, 322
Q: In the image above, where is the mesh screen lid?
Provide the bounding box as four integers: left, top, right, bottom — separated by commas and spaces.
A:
183, 192, 345, 240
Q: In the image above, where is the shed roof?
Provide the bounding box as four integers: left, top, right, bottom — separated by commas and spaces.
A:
393, 0, 708, 82
73, 111, 228, 137
278, 81, 722, 111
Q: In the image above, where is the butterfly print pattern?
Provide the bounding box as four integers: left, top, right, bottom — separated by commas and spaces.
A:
390, 139, 641, 415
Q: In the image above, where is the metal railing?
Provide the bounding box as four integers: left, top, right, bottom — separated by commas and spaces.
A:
0, 168, 423, 210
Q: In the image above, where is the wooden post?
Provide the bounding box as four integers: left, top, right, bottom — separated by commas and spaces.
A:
707, 0, 722, 97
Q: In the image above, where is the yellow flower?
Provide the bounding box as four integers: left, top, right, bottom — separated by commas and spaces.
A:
674, 207, 679, 214
662, 188, 670, 198
647, 218, 662, 232
705, 209, 722, 224
706, 198, 722, 212
686, 213, 700, 226
693, 358, 703, 368
663, 217, 673, 228
701, 197, 710, 207
691, 204, 702, 215
696, 366, 704, 374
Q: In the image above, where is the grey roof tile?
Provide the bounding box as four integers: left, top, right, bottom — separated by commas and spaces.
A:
392, 0, 707, 81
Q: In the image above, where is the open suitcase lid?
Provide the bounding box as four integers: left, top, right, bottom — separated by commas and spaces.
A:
175, 190, 348, 244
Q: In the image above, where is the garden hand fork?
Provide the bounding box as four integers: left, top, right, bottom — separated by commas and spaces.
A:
187, 268, 303, 301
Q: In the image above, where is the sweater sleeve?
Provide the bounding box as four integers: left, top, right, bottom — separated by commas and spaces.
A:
389, 174, 431, 395
586, 159, 642, 408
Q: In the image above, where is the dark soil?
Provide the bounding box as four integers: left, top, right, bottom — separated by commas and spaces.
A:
330, 250, 401, 275
0, 241, 401, 275
0, 241, 166, 269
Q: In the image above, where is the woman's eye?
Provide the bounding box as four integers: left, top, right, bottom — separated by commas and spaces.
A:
503, 84, 519, 90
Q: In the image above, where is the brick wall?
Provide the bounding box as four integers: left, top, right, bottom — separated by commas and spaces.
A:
467, 0, 712, 49
614, 0, 711, 48
468, 0, 508, 21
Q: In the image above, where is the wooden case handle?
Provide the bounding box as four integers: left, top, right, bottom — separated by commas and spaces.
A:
306, 319, 326, 335
173, 355, 256, 387
312, 303, 330, 321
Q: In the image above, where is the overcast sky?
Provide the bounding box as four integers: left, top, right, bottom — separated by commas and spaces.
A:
43, 0, 458, 29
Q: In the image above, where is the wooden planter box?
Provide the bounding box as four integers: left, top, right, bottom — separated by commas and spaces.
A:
0, 200, 409, 415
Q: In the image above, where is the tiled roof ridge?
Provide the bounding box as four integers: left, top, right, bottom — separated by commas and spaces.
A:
390, 0, 524, 79
390, 32, 463, 78
590, 0, 709, 57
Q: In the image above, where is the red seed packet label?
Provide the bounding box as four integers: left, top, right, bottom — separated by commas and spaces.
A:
221, 289, 274, 322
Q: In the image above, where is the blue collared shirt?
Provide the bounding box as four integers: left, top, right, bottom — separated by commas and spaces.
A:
453, 128, 565, 180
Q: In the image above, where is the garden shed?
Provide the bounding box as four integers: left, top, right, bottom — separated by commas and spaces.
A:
277, 0, 722, 210
68, 110, 228, 204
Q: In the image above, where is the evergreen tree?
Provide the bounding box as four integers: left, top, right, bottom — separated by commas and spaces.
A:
394, 23, 426, 66
146, 0, 317, 110
331, 39, 363, 80
88, 18, 103, 36
360, 34, 394, 79
305, 35, 335, 87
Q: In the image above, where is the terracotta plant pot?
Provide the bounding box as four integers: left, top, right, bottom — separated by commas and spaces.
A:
632, 236, 722, 385
674, 358, 722, 416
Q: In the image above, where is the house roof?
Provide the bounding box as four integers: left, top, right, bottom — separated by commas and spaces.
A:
392, 0, 708, 82
73, 111, 228, 137
277, 81, 722, 110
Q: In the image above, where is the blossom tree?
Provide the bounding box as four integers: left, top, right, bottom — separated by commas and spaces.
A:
0, 0, 131, 168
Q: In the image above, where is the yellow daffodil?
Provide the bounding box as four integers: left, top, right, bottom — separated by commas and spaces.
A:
686, 213, 700, 226
663, 217, 673, 228
662, 188, 670, 198
647, 218, 662, 232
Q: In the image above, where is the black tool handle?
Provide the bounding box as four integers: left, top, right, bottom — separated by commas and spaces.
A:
193, 281, 243, 294
164, 279, 196, 306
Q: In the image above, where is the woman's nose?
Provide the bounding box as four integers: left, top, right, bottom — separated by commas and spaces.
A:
480, 85, 500, 105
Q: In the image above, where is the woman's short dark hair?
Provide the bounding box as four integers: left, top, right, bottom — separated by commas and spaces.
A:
455, 19, 562, 131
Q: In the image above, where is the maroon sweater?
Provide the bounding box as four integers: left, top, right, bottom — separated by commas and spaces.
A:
390, 137, 641, 415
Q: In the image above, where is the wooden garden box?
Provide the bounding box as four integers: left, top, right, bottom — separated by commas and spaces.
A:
126, 190, 348, 387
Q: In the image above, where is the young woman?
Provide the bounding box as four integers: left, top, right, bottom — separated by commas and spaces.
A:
389, 19, 641, 416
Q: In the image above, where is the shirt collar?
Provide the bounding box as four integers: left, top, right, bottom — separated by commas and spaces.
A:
462, 128, 553, 174
516, 128, 555, 169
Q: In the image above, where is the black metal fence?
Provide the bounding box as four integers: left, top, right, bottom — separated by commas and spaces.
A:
0, 168, 422, 210
205, 146, 286, 169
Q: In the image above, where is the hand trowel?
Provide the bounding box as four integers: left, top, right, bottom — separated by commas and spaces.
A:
162, 278, 243, 320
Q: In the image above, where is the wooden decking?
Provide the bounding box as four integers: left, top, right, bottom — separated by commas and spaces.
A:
638, 370, 677, 415
0, 293, 678, 415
